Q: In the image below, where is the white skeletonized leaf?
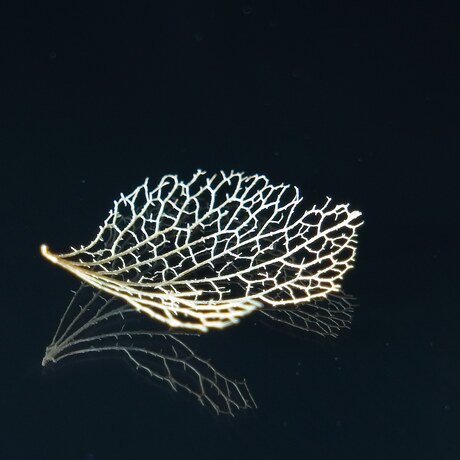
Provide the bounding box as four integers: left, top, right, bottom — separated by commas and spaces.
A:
41, 170, 363, 331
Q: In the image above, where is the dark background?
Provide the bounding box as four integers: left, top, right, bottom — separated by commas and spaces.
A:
1, 1, 459, 459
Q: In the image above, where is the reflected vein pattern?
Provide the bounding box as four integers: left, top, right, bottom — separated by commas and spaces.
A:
41, 170, 363, 331
259, 290, 357, 337
43, 283, 255, 416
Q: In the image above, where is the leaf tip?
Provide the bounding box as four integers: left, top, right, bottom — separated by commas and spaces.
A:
40, 244, 59, 264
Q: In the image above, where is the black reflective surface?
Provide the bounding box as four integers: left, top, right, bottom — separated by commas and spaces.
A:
1, 2, 458, 459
